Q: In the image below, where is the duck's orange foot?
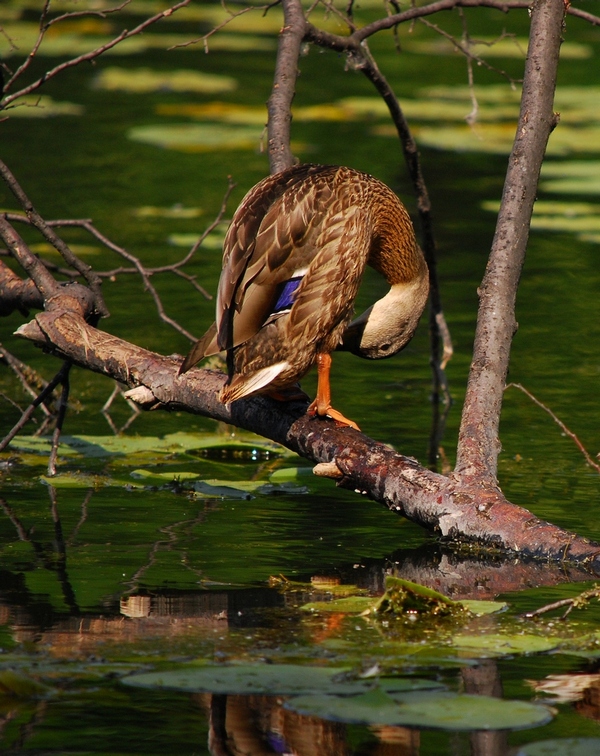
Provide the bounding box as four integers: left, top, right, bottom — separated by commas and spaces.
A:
307, 401, 360, 431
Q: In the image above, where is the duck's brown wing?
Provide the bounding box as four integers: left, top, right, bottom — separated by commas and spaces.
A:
180, 164, 372, 376
216, 165, 343, 353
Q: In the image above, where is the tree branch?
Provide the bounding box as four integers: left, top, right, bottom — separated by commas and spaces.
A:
1, 0, 192, 106
10, 309, 600, 568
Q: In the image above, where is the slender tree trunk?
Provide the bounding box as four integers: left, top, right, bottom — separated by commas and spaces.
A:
455, 0, 564, 485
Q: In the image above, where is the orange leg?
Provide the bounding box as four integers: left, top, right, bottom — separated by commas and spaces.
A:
307, 353, 360, 431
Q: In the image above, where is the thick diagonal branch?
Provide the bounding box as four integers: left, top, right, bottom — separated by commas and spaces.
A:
455, 0, 564, 484
12, 310, 600, 569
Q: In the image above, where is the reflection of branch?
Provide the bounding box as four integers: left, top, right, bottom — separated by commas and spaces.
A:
2, 1, 193, 105
48, 486, 79, 614
0, 343, 53, 416
47, 361, 71, 477
506, 383, 600, 474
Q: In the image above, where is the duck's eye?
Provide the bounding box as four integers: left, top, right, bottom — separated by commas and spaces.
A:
380, 343, 391, 351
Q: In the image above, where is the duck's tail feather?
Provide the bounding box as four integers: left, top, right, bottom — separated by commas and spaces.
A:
219, 361, 289, 404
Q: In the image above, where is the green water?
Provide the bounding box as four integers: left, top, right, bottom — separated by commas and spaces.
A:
1, 2, 600, 753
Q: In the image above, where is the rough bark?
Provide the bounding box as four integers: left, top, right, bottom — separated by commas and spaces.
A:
266, 0, 305, 173
455, 0, 565, 485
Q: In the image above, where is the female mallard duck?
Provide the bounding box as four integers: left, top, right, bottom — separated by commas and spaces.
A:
179, 164, 429, 430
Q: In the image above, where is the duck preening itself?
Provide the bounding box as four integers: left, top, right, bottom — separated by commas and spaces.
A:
179, 164, 429, 430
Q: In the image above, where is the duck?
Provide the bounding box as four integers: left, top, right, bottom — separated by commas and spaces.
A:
179, 164, 429, 430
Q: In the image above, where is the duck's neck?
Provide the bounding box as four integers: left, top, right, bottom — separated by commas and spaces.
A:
369, 204, 425, 285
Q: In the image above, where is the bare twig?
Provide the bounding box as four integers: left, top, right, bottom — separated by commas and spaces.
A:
523, 585, 600, 619
506, 383, 600, 474
418, 15, 520, 97
2, 0, 192, 104
2, 177, 236, 339
0, 361, 71, 451
0, 343, 53, 415
0, 160, 108, 317
173, 2, 278, 54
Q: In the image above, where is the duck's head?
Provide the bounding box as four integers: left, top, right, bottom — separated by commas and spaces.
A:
339, 276, 429, 360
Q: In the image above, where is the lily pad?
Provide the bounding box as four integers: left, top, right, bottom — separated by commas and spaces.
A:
94, 67, 237, 94
460, 600, 508, 616
0, 670, 50, 699
127, 123, 264, 152
452, 634, 558, 657
302, 596, 375, 614
286, 688, 552, 730
515, 738, 600, 755
4, 95, 84, 118
9, 431, 287, 459
123, 664, 378, 696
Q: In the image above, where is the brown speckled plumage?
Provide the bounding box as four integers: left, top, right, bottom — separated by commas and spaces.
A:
180, 164, 429, 426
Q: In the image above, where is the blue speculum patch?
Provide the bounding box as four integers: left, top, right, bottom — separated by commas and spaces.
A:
273, 276, 303, 314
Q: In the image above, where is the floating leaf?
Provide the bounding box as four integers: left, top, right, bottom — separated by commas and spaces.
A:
515, 738, 600, 755
29, 242, 99, 256
5, 95, 84, 118
460, 600, 508, 616
10, 431, 287, 459
452, 634, 558, 657
132, 205, 203, 219
302, 596, 375, 613
286, 689, 552, 730
94, 67, 237, 94
40, 472, 109, 489
407, 37, 590, 60
124, 664, 377, 696
269, 467, 313, 482
540, 161, 600, 195
157, 102, 267, 125
168, 227, 227, 249
127, 123, 264, 152
408, 123, 600, 156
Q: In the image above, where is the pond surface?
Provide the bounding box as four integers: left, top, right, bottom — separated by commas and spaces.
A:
1, 2, 600, 754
